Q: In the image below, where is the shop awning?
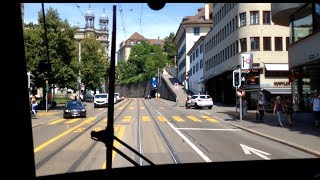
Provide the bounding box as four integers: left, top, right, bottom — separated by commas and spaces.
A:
264, 64, 289, 71
262, 88, 291, 94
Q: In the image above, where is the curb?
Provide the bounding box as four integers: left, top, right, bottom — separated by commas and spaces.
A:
212, 115, 320, 158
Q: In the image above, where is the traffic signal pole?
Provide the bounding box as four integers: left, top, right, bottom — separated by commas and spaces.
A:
239, 66, 242, 122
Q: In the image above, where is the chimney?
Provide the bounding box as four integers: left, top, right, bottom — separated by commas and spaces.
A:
205, 3, 209, 20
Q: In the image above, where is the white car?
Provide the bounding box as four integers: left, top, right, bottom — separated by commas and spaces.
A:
188, 94, 213, 109
94, 93, 109, 108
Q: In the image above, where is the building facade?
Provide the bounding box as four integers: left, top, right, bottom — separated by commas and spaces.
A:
271, 3, 320, 112
187, 36, 205, 94
74, 6, 110, 56
117, 32, 165, 64
203, 3, 291, 109
174, 4, 213, 90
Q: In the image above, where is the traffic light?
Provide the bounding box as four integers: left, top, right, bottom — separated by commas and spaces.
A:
233, 71, 240, 87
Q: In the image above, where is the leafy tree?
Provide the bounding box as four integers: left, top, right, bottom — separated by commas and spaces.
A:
163, 32, 177, 65
79, 33, 109, 91
24, 7, 78, 89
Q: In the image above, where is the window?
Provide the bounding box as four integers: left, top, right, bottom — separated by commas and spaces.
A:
250, 11, 259, 25
129, 40, 134, 45
200, 44, 203, 53
194, 27, 200, 35
250, 37, 260, 51
239, 12, 246, 27
286, 37, 289, 51
196, 48, 199, 57
263, 37, 271, 51
263, 11, 271, 24
275, 37, 283, 51
240, 38, 247, 52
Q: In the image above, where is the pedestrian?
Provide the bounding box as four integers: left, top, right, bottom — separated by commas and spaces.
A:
310, 92, 320, 128
258, 93, 265, 121
242, 97, 248, 119
273, 96, 284, 127
31, 100, 38, 116
285, 97, 294, 127
186, 94, 191, 109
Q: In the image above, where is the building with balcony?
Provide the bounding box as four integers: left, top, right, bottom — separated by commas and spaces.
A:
271, 3, 320, 112
174, 3, 213, 90
203, 3, 291, 109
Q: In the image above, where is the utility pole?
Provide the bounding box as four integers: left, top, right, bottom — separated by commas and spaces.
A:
78, 42, 81, 99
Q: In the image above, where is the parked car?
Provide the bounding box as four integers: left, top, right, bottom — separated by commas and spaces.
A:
188, 94, 214, 109
63, 100, 87, 119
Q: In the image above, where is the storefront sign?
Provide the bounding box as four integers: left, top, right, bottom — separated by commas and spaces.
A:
274, 82, 290, 86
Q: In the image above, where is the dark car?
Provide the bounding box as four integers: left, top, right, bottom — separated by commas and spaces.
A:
63, 100, 87, 119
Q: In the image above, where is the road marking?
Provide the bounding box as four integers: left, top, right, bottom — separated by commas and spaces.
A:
176, 128, 241, 131
157, 115, 168, 122
142, 116, 151, 121
187, 116, 202, 122
36, 111, 60, 117
123, 116, 132, 122
34, 116, 96, 153
167, 122, 212, 162
201, 116, 219, 122
172, 116, 185, 122
129, 107, 134, 110
140, 107, 145, 109
159, 107, 164, 109
102, 126, 126, 169
48, 118, 65, 125
65, 118, 81, 124
240, 144, 271, 160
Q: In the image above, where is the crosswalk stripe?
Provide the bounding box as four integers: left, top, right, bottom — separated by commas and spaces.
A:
157, 116, 168, 122
48, 118, 65, 125
187, 116, 202, 122
142, 116, 151, 121
201, 116, 219, 122
65, 118, 81, 124
172, 116, 185, 122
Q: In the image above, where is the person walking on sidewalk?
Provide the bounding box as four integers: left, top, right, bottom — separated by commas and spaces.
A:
242, 97, 248, 119
257, 94, 265, 121
273, 96, 284, 127
285, 97, 294, 127
311, 92, 320, 128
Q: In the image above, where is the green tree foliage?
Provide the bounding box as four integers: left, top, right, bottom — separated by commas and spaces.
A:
117, 41, 167, 84
79, 33, 109, 91
24, 7, 78, 89
163, 32, 177, 65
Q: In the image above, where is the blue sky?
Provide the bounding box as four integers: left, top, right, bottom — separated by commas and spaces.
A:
24, 3, 204, 52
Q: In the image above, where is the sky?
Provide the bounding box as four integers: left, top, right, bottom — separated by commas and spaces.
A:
24, 3, 205, 53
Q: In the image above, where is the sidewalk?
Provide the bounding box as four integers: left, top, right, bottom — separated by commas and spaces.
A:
158, 99, 320, 157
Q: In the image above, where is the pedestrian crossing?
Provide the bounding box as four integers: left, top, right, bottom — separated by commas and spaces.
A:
47, 115, 220, 125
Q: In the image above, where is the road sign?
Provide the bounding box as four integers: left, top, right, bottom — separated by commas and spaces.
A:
241, 53, 253, 70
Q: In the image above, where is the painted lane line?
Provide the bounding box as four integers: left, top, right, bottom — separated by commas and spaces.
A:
176, 128, 241, 131
167, 121, 212, 162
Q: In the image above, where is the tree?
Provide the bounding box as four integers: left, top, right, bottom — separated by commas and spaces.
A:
163, 32, 177, 65
79, 33, 109, 91
24, 6, 78, 89
117, 41, 167, 84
